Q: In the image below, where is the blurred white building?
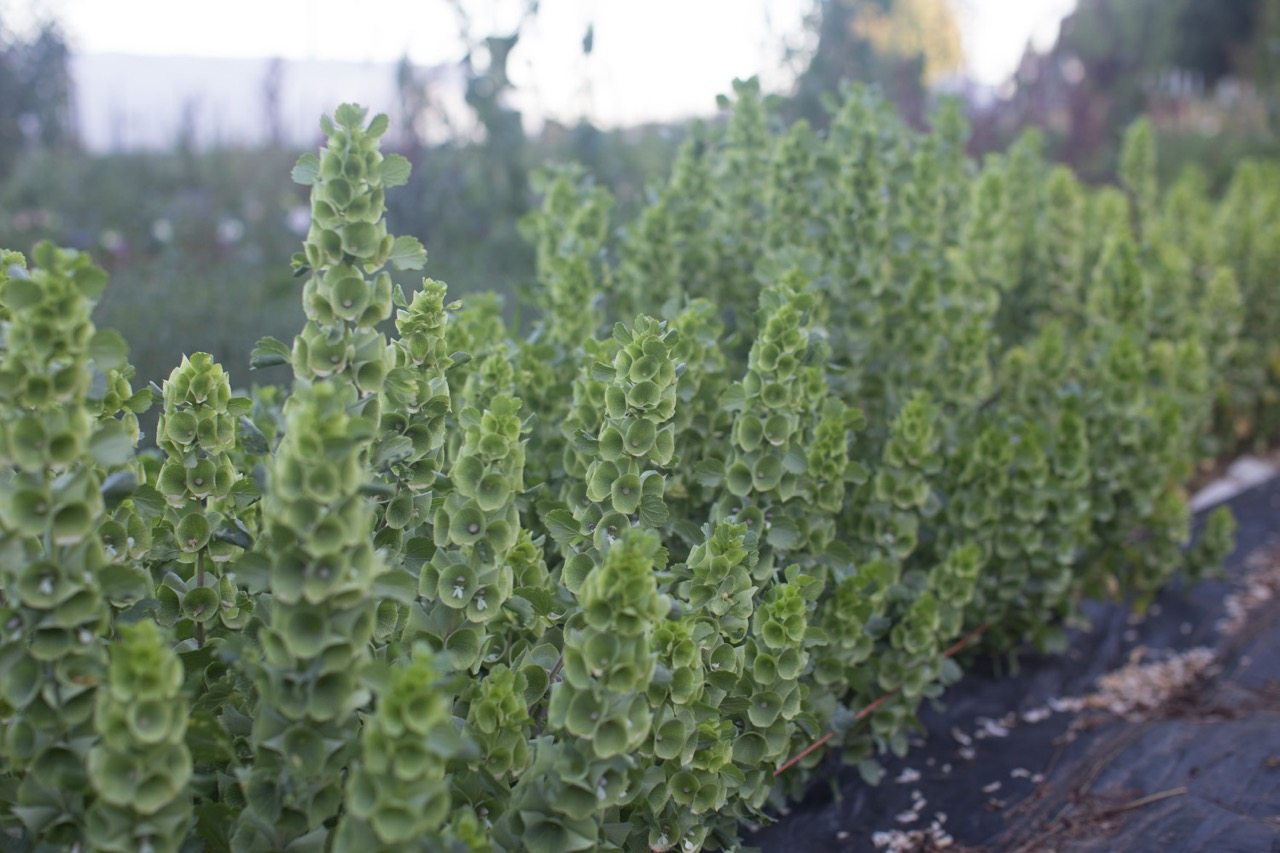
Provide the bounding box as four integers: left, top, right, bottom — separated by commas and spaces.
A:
72, 53, 466, 150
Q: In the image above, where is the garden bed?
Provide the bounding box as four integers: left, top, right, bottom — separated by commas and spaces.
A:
750, 473, 1280, 851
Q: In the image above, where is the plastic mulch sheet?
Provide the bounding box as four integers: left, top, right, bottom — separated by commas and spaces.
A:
750, 477, 1280, 852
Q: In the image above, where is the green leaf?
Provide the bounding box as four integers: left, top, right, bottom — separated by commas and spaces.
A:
250, 336, 291, 370
100, 470, 136, 505
388, 235, 427, 271
857, 759, 885, 786
226, 396, 253, 417
766, 516, 801, 550
372, 567, 417, 604
544, 509, 582, 546
98, 562, 151, 604
381, 154, 412, 188
231, 552, 271, 594
372, 435, 414, 468
638, 495, 669, 528
291, 153, 320, 185
720, 384, 747, 411
238, 416, 269, 455
367, 113, 390, 138
125, 388, 153, 414
131, 484, 166, 519
89, 328, 130, 371
213, 520, 254, 550
89, 420, 134, 468
514, 586, 558, 617
334, 102, 368, 128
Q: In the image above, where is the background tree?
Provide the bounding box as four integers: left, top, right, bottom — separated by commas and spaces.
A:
0, 15, 75, 180
788, 0, 964, 128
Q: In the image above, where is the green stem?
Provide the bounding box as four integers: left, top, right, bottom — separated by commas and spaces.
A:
195, 547, 206, 648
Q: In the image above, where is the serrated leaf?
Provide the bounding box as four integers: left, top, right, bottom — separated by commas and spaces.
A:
389, 235, 427, 271
544, 509, 582, 546
381, 154, 412, 188
514, 586, 558, 617
249, 336, 290, 370
131, 485, 166, 519
228, 476, 261, 508
291, 153, 320, 185
334, 102, 367, 128
638, 495, 669, 528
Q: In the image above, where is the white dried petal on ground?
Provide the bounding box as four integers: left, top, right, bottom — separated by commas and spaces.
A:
1217, 551, 1280, 636
837, 831, 851, 841
872, 825, 955, 851
982, 781, 1002, 793
959, 746, 976, 761
1048, 696, 1084, 713
894, 767, 921, 784
1082, 647, 1217, 720
1021, 706, 1051, 723
979, 718, 1010, 738
950, 726, 972, 746
895, 810, 920, 824
1010, 768, 1031, 778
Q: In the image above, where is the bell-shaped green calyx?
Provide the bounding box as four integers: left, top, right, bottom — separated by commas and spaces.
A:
550, 529, 667, 763
411, 394, 527, 670
288, 103, 425, 405
332, 649, 460, 851
235, 378, 383, 850
0, 244, 123, 847
86, 620, 192, 853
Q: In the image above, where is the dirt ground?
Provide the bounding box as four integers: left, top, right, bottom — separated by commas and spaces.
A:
749, 477, 1280, 852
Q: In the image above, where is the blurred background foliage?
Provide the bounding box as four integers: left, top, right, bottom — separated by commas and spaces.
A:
1, 0, 1278, 389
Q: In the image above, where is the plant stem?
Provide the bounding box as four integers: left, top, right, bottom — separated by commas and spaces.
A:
195, 547, 206, 648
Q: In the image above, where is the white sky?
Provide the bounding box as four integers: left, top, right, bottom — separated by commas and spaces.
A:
6, 0, 1077, 127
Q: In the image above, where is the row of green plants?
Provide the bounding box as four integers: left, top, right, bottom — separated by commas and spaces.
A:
0, 87, 1274, 851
